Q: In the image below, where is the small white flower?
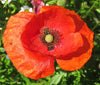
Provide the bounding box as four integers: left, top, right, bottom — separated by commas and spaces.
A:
46, 4, 49, 6
0, 27, 2, 30
1, 0, 11, 4
19, 5, 33, 12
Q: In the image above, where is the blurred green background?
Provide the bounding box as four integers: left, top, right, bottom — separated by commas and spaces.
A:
0, 0, 100, 85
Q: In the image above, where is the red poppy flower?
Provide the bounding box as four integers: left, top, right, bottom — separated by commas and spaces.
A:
3, 6, 94, 80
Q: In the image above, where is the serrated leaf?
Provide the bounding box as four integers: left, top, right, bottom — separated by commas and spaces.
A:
50, 74, 63, 85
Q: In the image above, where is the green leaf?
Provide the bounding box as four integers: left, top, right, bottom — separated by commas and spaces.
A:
0, 29, 3, 42
0, 47, 3, 52
50, 74, 63, 85
94, 82, 100, 85
4, 1, 8, 7
96, 8, 100, 13
9, 4, 16, 14
57, 0, 66, 7
47, 0, 57, 5
18, 0, 24, 4
59, 70, 67, 77
5, 59, 10, 66
0, 69, 6, 73
0, 78, 6, 82
20, 73, 31, 85
0, 39, 1, 46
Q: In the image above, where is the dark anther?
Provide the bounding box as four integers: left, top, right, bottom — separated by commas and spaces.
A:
9, 42, 12, 45
39, 27, 59, 51
47, 45, 54, 51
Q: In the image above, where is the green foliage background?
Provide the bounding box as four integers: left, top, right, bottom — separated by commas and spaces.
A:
0, 0, 100, 85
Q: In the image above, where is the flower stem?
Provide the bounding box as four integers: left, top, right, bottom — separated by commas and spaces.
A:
92, 22, 100, 31
82, 1, 97, 18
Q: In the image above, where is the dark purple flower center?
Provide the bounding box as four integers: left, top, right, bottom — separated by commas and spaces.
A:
39, 28, 59, 51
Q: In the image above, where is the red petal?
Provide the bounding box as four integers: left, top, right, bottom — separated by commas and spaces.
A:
39, 6, 94, 70
56, 34, 93, 71
3, 12, 54, 79
56, 12, 94, 71
26, 6, 80, 58
30, 32, 83, 59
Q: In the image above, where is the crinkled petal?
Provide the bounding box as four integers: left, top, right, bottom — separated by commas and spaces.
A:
39, 6, 94, 70
3, 12, 55, 79
30, 32, 83, 59
56, 16, 94, 71
26, 6, 82, 58
56, 34, 93, 71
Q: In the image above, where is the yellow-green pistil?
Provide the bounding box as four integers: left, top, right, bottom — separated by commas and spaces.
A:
45, 34, 53, 43
24, 9, 29, 12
